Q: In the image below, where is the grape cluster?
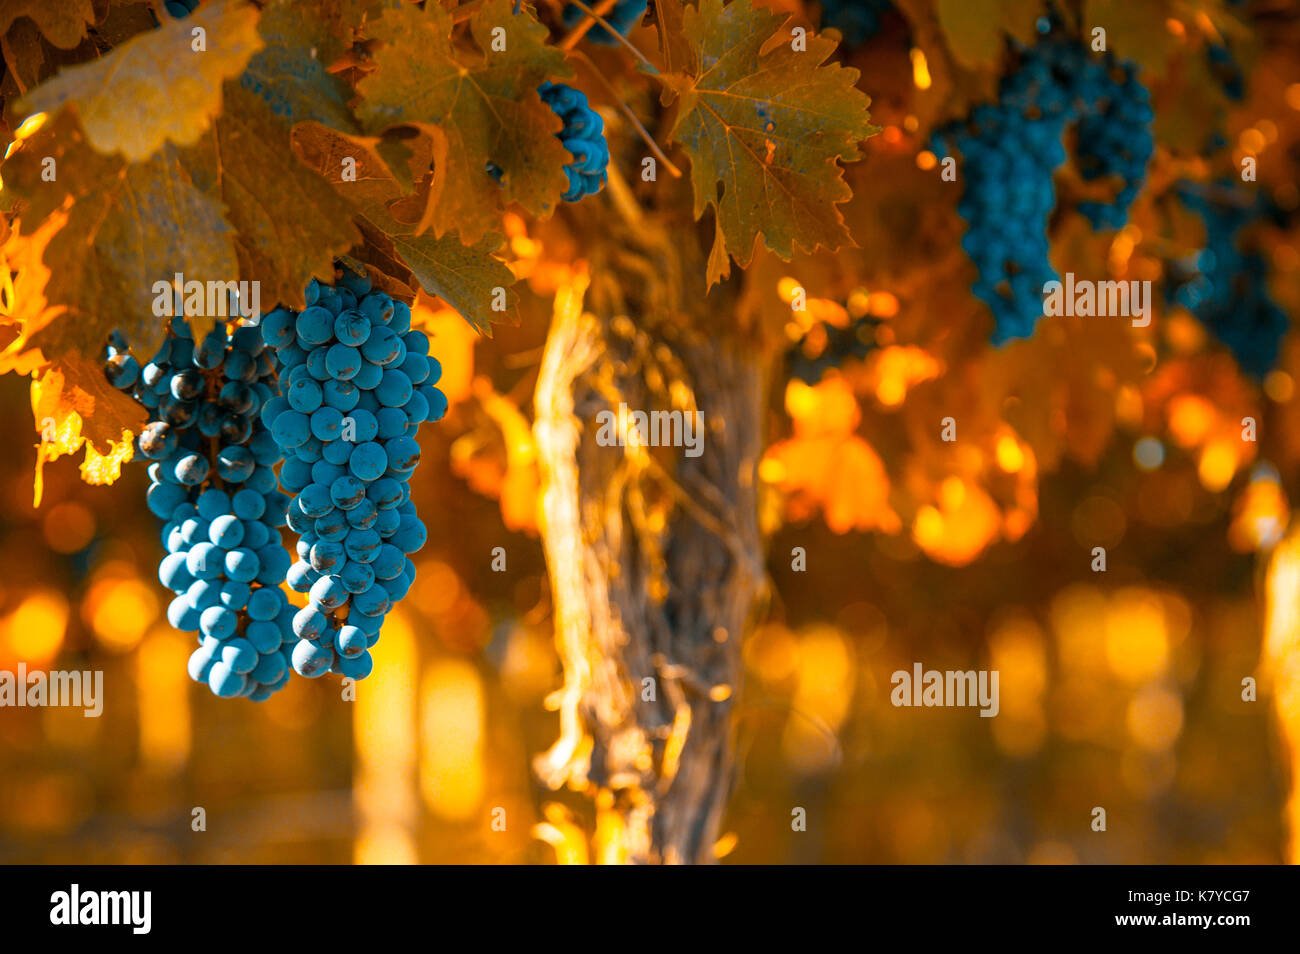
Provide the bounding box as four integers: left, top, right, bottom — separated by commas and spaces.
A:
561, 0, 647, 45
106, 318, 298, 701
818, 0, 894, 49
1073, 62, 1155, 230
1167, 183, 1288, 379
539, 82, 609, 203
930, 19, 1153, 343
258, 271, 447, 682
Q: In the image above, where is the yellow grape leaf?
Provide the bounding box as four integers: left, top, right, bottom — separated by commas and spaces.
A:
765, 433, 899, 535
0, 0, 95, 51
785, 377, 861, 438
19, 0, 263, 161
764, 378, 899, 534
80, 437, 135, 487
660, 0, 877, 286
355, 0, 572, 244
934, 0, 1043, 70
30, 365, 139, 507
865, 346, 944, 407
58, 351, 149, 450
3, 111, 238, 365
911, 479, 1002, 566
0, 207, 58, 346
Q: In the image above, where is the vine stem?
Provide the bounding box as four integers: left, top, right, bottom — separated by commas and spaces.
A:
453, 0, 485, 24
568, 49, 682, 179
558, 0, 618, 48
560, 0, 659, 75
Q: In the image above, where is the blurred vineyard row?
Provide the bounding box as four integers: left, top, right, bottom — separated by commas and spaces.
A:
0, 319, 1287, 860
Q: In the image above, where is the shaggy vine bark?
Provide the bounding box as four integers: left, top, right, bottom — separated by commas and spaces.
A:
532, 201, 768, 863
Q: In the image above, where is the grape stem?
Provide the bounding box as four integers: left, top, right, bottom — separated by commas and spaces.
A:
568, 48, 682, 178
560, 0, 660, 75
203, 365, 226, 494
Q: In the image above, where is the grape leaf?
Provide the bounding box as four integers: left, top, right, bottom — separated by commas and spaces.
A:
292, 120, 515, 332
18, 0, 263, 161
0, 1, 156, 97
934, 0, 1043, 69
1, 17, 49, 94
30, 362, 140, 505
293, 0, 386, 66
3, 112, 237, 363
289, 120, 428, 233
652, 0, 693, 75
239, 0, 359, 130
180, 84, 360, 313
89, 0, 159, 48
384, 227, 514, 336
340, 247, 417, 302
51, 352, 147, 449
354, 0, 572, 244
1083, 0, 1181, 79
0, 0, 95, 51
659, 0, 877, 286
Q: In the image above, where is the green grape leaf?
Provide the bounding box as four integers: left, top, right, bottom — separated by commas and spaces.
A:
179, 84, 360, 313
659, 0, 877, 286
18, 0, 263, 161
354, 0, 572, 244
292, 120, 514, 332
384, 227, 514, 336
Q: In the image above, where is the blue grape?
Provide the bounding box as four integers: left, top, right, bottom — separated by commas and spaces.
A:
930, 19, 1152, 343
108, 318, 299, 700
163, 0, 198, 19
1166, 182, 1289, 379
539, 82, 609, 202
261, 271, 446, 680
